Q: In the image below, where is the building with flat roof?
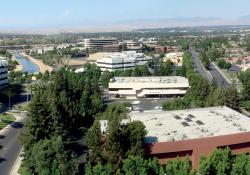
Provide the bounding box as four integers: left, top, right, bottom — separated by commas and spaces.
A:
109, 76, 189, 99
0, 58, 8, 89
96, 51, 152, 72
128, 106, 250, 168
163, 52, 183, 66
84, 38, 117, 51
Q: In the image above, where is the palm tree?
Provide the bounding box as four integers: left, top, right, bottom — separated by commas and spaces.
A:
6, 88, 14, 110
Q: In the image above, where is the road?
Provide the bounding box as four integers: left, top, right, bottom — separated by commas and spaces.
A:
190, 49, 230, 88
190, 49, 212, 83
0, 113, 26, 175
209, 63, 230, 88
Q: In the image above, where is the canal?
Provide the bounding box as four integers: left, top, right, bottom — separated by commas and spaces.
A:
13, 52, 40, 73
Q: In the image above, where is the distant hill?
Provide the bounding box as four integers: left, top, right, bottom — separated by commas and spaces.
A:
1, 17, 250, 34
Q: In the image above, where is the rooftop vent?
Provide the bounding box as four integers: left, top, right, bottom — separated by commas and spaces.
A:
181, 122, 190, 127
188, 114, 195, 118
196, 120, 205, 125
185, 118, 193, 122
174, 115, 182, 120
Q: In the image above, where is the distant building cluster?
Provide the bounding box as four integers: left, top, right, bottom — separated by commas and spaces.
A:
0, 57, 8, 89
225, 55, 250, 71
96, 51, 152, 72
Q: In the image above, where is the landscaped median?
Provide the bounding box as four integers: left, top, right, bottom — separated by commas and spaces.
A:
0, 113, 16, 130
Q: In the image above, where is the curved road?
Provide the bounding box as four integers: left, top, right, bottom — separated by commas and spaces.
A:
0, 113, 26, 175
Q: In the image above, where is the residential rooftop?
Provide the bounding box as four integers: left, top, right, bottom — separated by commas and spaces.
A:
128, 106, 250, 143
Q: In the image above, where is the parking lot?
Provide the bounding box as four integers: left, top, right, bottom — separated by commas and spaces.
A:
108, 98, 171, 111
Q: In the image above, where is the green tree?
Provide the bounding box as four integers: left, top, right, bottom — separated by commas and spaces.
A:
231, 154, 248, 175
20, 136, 79, 175
122, 156, 148, 175
199, 148, 233, 175
225, 85, 239, 110
100, 71, 113, 88
86, 120, 102, 161
121, 121, 147, 157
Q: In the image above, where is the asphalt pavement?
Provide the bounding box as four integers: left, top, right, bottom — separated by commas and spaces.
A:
0, 113, 26, 175
190, 49, 213, 83
190, 49, 231, 88
209, 63, 230, 88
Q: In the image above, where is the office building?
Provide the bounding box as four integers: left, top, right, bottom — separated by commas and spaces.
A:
103, 44, 121, 52
109, 76, 189, 99
84, 38, 117, 51
128, 106, 250, 168
96, 51, 152, 72
0, 58, 8, 89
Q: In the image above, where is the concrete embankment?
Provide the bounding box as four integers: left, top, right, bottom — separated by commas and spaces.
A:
19, 52, 53, 74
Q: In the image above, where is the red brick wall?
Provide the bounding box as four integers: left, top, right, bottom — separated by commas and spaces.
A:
145, 132, 250, 169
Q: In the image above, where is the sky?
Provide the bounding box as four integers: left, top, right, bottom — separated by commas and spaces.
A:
1, 0, 250, 29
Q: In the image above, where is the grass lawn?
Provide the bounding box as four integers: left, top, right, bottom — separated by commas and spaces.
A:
0, 113, 16, 130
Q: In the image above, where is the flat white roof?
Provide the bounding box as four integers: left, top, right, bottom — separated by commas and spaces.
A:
111, 76, 188, 84
129, 106, 250, 143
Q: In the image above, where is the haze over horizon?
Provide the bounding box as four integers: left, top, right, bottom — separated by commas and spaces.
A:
1, 0, 250, 33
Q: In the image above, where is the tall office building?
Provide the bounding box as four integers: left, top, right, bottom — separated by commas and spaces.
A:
0, 58, 8, 89
84, 38, 117, 51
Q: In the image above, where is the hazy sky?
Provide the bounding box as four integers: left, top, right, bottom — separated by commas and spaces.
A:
1, 0, 250, 29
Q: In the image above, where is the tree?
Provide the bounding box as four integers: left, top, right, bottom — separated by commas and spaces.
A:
165, 157, 193, 175
6, 87, 14, 110
20, 136, 79, 175
122, 156, 148, 175
86, 120, 102, 161
100, 71, 113, 88
106, 116, 122, 165
199, 148, 233, 175
225, 85, 239, 110
121, 121, 147, 157
231, 154, 248, 175
156, 60, 173, 76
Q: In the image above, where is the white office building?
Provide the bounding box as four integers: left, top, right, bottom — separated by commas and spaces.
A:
96, 51, 152, 72
109, 76, 189, 99
84, 38, 117, 51
0, 58, 8, 89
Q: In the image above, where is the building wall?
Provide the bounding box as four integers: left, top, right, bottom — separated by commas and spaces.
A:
144, 132, 250, 169
84, 38, 117, 51
0, 60, 8, 89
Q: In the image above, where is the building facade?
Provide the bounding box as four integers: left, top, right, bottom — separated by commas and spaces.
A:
109, 76, 189, 99
103, 44, 121, 52
84, 38, 117, 51
96, 51, 152, 72
0, 58, 8, 89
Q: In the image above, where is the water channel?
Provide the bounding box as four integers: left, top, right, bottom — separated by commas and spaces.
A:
13, 51, 40, 73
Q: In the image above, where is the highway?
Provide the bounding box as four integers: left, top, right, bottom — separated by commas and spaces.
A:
0, 113, 26, 175
209, 63, 230, 88
190, 49, 212, 83
190, 49, 231, 88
